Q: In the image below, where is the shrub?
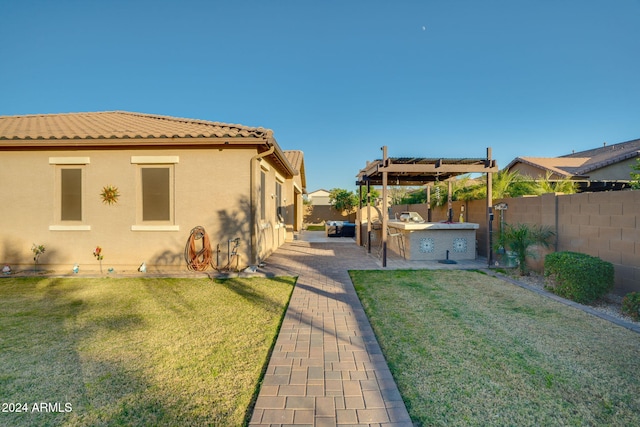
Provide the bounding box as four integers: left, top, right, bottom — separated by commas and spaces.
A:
622, 292, 640, 321
544, 251, 614, 304
497, 223, 555, 276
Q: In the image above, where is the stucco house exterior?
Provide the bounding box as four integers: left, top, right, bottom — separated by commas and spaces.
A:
505, 138, 640, 191
0, 111, 305, 273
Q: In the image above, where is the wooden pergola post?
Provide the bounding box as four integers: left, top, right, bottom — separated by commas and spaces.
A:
487, 147, 494, 267
426, 184, 431, 222
357, 182, 363, 246
447, 180, 453, 222
367, 179, 372, 253
381, 146, 388, 267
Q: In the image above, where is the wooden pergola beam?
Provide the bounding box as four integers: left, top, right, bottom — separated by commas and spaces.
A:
377, 163, 498, 174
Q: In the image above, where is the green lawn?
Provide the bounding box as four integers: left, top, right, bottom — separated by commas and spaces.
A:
304, 225, 326, 231
350, 269, 640, 427
0, 276, 295, 427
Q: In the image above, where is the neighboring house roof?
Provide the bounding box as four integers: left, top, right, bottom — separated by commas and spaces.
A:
0, 111, 297, 177
505, 157, 591, 178
562, 138, 640, 175
505, 138, 640, 179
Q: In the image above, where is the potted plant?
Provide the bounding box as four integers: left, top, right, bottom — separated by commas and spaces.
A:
496, 223, 554, 276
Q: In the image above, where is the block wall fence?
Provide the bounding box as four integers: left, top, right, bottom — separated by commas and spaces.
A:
304, 205, 357, 224
390, 190, 640, 296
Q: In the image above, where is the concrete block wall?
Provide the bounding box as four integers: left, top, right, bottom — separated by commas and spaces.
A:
545, 191, 639, 293
304, 205, 356, 224
388, 190, 640, 295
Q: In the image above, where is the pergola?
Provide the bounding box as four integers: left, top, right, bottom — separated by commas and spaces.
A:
356, 146, 499, 267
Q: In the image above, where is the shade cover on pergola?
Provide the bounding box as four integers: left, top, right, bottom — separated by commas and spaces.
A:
356, 147, 499, 267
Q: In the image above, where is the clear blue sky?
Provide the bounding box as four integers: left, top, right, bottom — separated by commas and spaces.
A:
1, 0, 639, 192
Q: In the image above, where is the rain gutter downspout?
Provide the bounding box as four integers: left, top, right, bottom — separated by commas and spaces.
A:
250, 144, 276, 265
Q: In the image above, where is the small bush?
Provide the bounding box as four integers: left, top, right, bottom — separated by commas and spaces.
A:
622, 292, 640, 320
544, 251, 614, 304
497, 223, 554, 276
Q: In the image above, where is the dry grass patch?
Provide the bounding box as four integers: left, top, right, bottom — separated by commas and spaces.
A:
0, 276, 295, 427
350, 269, 640, 427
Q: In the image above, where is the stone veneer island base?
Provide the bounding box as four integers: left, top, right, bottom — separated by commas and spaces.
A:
387, 221, 479, 261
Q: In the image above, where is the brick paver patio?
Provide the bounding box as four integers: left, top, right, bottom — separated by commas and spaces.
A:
249, 235, 414, 427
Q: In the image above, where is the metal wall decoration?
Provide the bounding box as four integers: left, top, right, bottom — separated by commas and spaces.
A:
100, 185, 120, 205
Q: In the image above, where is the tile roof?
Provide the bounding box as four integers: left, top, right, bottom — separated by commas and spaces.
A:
562, 138, 640, 174
0, 111, 300, 178
506, 138, 640, 178
284, 150, 306, 189
562, 138, 640, 159
0, 111, 274, 141
511, 157, 590, 177
284, 150, 304, 172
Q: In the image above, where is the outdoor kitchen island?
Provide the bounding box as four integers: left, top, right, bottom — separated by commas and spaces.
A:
387, 220, 479, 261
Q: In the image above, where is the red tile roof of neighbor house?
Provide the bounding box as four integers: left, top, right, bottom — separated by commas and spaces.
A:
0, 111, 274, 140
509, 157, 591, 178
506, 138, 640, 178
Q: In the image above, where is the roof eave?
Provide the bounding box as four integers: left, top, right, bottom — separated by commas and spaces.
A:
0, 135, 273, 150
265, 137, 296, 178
577, 150, 640, 174
506, 157, 574, 178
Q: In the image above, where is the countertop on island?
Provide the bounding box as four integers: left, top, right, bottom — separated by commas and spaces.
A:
388, 221, 479, 230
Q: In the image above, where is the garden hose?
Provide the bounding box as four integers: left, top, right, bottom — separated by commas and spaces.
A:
184, 226, 213, 271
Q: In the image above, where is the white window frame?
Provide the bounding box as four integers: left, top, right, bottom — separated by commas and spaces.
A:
49, 157, 91, 231
131, 156, 179, 231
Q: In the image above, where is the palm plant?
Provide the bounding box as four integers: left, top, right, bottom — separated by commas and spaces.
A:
532, 171, 577, 195
428, 175, 484, 207
497, 223, 555, 275
492, 169, 525, 199
449, 169, 529, 202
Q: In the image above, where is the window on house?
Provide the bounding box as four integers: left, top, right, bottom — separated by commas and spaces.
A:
260, 170, 266, 219
49, 157, 90, 230
275, 181, 283, 221
61, 168, 82, 221
130, 156, 178, 231
141, 167, 171, 221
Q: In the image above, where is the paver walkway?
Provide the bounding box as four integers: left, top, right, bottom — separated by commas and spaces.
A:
247, 230, 640, 426
249, 235, 413, 427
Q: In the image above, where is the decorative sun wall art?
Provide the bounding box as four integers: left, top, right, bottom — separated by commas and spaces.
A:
100, 185, 120, 205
